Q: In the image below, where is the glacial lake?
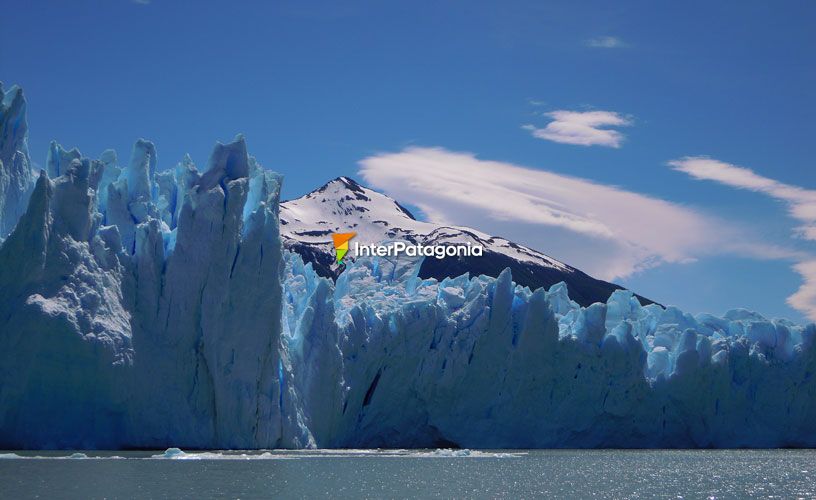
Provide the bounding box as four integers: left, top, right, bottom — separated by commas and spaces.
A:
1, 448, 814, 499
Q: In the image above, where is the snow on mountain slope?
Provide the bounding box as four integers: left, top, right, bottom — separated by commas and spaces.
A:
281, 177, 651, 306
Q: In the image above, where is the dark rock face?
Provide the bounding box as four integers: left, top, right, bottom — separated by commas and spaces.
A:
418, 251, 654, 307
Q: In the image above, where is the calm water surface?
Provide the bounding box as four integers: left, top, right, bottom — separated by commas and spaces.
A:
1, 448, 814, 499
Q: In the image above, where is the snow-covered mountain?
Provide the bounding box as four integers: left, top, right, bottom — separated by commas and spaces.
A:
281, 176, 651, 307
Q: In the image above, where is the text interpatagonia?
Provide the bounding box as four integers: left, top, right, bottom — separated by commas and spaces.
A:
352, 241, 483, 259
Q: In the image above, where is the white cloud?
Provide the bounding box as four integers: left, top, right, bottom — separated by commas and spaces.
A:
789, 260, 816, 320
523, 110, 632, 148
669, 157, 816, 242
670, 156, 816, 321
358, 147, 788, 282
585, 36, 627, 49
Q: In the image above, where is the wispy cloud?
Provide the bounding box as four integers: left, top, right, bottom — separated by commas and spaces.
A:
523, 110, 632, 148
670, 156, 816, 320
669, 157, 816, 241
359, 147, 786, 282
132, 0, 151, 4
585, 36, 627, 49
789, 260, 816, 320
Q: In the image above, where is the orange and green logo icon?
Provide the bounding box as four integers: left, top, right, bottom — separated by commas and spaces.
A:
332, 232, 356, 264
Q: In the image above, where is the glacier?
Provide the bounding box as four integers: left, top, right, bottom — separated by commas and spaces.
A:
283, 253, 816, 448
0, 87, 815, 449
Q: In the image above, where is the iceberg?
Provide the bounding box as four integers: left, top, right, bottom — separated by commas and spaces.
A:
0, 86, 815, 449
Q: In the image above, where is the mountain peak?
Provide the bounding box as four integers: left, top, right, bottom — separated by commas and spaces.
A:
313, 176, 365, 195
298, 176, 416, 220
336, 176, 363, 189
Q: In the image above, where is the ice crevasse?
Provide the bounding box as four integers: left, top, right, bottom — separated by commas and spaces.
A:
0, 99, 815, 449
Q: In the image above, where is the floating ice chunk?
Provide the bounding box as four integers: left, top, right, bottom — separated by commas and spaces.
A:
153, 448, 186, 459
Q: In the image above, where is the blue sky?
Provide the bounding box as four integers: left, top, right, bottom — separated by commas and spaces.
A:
2, 0, 815, 321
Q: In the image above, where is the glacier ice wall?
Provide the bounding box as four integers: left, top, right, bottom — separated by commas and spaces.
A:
0, 86, 814, 448
0, 132, 312, 449
282, 253, 816, 448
